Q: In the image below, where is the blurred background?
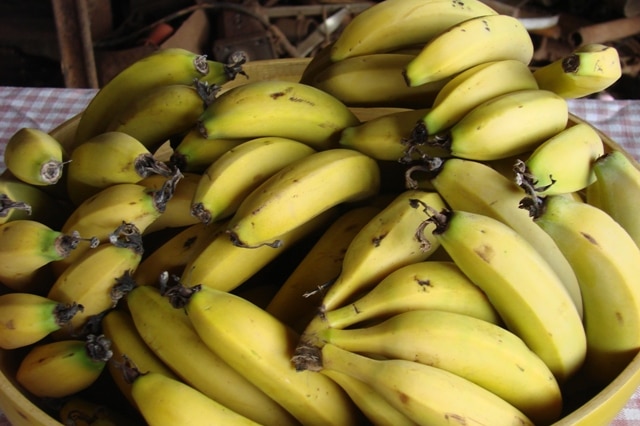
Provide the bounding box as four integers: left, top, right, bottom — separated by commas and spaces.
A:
0, 0, 638, 98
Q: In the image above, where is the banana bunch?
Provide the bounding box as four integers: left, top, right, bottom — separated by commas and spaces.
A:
0, 2, 635, 425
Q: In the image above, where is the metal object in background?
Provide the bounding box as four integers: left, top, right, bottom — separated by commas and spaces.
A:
296, 7, 350, 57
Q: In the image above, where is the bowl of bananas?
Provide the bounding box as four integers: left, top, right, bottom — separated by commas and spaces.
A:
1, 0, 640, 425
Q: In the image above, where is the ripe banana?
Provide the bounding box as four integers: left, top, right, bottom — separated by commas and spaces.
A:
407, 89, 569, 161
330, 0, 497, 61
126, 284, 300, 426
15, 334, 111, 398
317, 260, 501, 331
318, 309, 562, 425
47, 223, 144, 338
66, 131, 173, 206
171, 283, 362, 426
191, 136, 316, 225
526, 194, 640, 385
309, 53, 449, 108
4, 127, 67, 186
74, 48, 243, 146
0, 175, 71, 228
304, 343, 535, 426
226, 148, 379, 248
533, 43, 622, 99
0, 219, 94, 292
404, 14, 534, 87
197, 80, 360, 150
419, 59, 539, 136
586, 150, 640, 248
266, 205, 381, 332
104, 83, 211, 151
515, 122, 604, 196
0, 292, 83, 349
423, 157, 584, 318
414, 206, 586, 382
169, 128, 245, 173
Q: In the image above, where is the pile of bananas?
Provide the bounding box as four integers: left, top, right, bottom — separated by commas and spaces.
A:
1, 0, 639, 425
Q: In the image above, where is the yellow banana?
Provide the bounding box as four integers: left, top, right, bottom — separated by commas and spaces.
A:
301, 343, 534, 426
0, 175, 71, 228
525, 194, 640, 386
66, 131, 173, 206
266, 205, 381, 332
515, 122, 604, 196
58, 396, 140, 426
169, 128, 245, 173
104, 83, 211, 151
586, 150, 640, 248
191, 136, 316, 225
4, 127, 67, 186
407, 89, 569, 161
309, 53, 449, 108
422, 157, 584, 318
0, 219, 95, 293
0, 292, 83, 349
47, 223, 144, 338
414, 206, 586, 382
16, 334, 112, 398
126, 284, 299, 426
74, 48, 244, 146
317, 261, 501, 331
404, 14, 534, 87
533, 43, 622, 99
226, 148, 379, 248
197, 80, 360, 150
330, 0, 497, 61
419, 59, 539, 136
318, 309, 562, 425
169, 283, 362, 426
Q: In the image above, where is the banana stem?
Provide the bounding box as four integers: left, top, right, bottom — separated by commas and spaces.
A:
0, 194, 31, 217
84, 334, 113, 363
54, 302, 85, 327
409, 198, 449, 250
151, 169, 184, 214
513, 159, 551, 219
134, 154, 173, 179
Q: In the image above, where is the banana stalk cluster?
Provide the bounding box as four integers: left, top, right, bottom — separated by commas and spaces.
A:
0, 1, 636, 425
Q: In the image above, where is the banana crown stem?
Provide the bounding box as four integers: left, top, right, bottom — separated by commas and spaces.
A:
513, 159, 551, 219
41, 160, 65, 185
410, 199, 450, 248
53, 302, 85, 327
0, 194, 31, 217
84, 333, 113, 364
150, 169, 184, 214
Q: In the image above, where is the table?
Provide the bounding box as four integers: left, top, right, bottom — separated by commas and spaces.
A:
1, 86, 640, 425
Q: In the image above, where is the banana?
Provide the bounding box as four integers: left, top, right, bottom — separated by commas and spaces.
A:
167, 283, 362, 426
316, 261, 502, 331
104, 82, 211, 151
169, 128, 246, 173
320, 369, 419, 426
125, 284, 299, 426
300, 343, 534, 426
413, 206, 586, 382
586, 150, 640, 248
299, 41, 335, 85
121, 362, 261, 426
182, 209, 337, 293
524, 194, 640, 386
0, 292, 83, 349
0, 219, 96, 293
66, 131, 173, 206
266, 205, 381, 332
47, 223, 144, 338
101, 308, 179, 408
4, 127, 67, 186
515, 122, 604, 196
15, 334, 112, 398
138, 171, 201, 234
533, 43, 622, 99
419, 59, 539, 136
197, 80, 360, 150
406, 89, 569, 161
191, 136, 316, 225
74, 48, 244, 146
420, 157, 584, 318
0, 175, 71, 228
53, 173, 181, 276
404, 14, 534, 87
309, 53, 449, 108
330, 0, 498, 61
317, 309, 562, 425
58, 397, 140, 426
226, 148, 379, 249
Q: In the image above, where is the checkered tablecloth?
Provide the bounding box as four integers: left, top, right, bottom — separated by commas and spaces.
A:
1, 86, 640, 425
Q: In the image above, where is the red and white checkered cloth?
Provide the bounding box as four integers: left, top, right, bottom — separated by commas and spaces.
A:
1, 87, 640, 425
